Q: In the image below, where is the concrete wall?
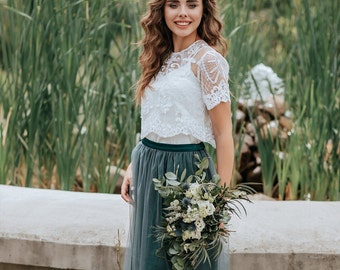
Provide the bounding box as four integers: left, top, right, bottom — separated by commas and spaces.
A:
0, 185, 339, 270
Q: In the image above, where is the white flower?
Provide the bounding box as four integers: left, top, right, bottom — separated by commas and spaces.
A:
185, 183, 202, 200
182, 229, 202, 241
183, 206, 200, 223
182, 230, 194, 241
168, 199, 181, 211
197, 200, 215, 218
171, 199, 180, 207
241, 63, 284, 102
195, 218, 206, 232
193, 230, 202, 240
167, 225, 173, 233
166, 211, 182, 224
183, 243, 198, 253
202, 192, 215, 202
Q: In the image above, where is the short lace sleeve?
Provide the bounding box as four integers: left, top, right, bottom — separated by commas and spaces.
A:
197, 50, 230, 110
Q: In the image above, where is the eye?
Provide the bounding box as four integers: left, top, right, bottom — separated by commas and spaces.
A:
188, 4, 198, 9
168, 3, 178, 8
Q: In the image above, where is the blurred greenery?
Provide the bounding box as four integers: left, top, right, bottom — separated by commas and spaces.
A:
0, 0, 338, 200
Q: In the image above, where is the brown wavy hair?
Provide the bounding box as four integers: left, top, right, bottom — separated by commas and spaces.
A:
135, 0, 228, 104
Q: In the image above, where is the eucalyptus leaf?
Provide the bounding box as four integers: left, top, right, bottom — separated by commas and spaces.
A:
165, 172, 178, 181
212, 174, 220, 184
167, 180, 181, 186
180, 169, 187, 182
169, 247, 179, 255
201, 171, 206, 181
186, 175, 193, 183
200, 157, 210, 170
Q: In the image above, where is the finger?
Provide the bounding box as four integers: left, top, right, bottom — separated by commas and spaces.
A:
122, 193, 132, 203
121, 191, 131, 203
120, 183, 129, 201
121, 181, 132, 203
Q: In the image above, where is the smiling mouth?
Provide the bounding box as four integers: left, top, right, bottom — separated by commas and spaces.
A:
175, 21, 191, 26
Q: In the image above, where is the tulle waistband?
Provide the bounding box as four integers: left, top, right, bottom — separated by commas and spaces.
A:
141, 138, 205, 152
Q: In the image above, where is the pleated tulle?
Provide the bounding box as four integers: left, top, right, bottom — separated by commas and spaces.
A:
123, 140, 230, 270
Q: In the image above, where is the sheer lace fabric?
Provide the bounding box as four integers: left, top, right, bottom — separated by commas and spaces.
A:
141, 40, 230, 147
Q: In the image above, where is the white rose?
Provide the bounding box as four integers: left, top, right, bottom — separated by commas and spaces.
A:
188, 183, 201, 200
197, 200, 215, 218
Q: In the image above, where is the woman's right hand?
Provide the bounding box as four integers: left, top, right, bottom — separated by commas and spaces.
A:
121, 163, 133, 204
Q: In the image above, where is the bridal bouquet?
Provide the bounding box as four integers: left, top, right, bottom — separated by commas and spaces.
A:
153, 155, 253, 270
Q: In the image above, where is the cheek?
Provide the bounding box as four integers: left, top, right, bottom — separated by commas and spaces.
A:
195, 13, 203, 22
196, 8, 204, 21
164, 17, 171, 29
188, 9, 203, 23
164, 9, 173, 25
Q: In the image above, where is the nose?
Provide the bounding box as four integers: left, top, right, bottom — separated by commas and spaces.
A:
178, 4, 188, 17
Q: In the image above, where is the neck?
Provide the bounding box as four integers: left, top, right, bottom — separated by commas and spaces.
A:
172, 34, 200, 52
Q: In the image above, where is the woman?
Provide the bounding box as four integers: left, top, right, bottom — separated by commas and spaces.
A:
121, 0, 234, 269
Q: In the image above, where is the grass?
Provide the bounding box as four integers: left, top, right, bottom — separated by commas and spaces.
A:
0, 0, 141, 191
0, 0, 338, 200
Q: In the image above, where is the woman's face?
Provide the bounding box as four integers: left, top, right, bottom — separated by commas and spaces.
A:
164, 0, 203, 43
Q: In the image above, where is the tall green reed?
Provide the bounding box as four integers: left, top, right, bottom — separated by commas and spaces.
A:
219, 0, 271, 188
0, 0, 338, 200
80, 0, 141, 193
284, 0, 339, 200
0, 0, 141, 191
222, 0, 339, 200
0, 114, 9, 184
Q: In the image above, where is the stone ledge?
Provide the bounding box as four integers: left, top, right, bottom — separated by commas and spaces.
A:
0, 185, 339, 270
0, 238, 121, 270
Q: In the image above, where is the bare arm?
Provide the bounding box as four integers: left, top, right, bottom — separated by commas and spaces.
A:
208, 101, 234, 187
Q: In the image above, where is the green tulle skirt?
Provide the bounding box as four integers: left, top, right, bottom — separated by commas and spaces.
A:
123, 138, 230, 270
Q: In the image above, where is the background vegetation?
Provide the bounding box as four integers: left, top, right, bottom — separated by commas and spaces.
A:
0, 0, 339, 200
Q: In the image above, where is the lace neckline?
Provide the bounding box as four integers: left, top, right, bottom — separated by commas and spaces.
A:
161, 40, 207, 75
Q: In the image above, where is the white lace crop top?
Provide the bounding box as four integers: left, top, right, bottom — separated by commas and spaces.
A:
141, 40, 230, 148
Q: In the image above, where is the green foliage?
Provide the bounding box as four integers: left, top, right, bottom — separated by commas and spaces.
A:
0, 0, 141, 190
153, 156, 252, 270
0, 0, 338, 199
221, 0, 339, 200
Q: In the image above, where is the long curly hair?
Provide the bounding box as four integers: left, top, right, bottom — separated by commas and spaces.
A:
135, 0, 228, 104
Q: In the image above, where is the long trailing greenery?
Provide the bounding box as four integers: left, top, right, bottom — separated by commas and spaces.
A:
0, 0, 339, 200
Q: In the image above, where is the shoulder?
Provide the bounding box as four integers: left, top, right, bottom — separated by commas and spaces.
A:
194, 41, 229, 72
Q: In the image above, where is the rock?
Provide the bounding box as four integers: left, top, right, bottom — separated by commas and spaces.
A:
236, 109, 246, 122
236, 109, 247, 131
245, 122, 255, 137
253, 151, 261, 165
260, 120, 279, 139
256, 114, 269, 126
279, 116, 292, 130
243, 133, 255, 147
246, 166, 263, 192
240, 140, 250, 154
262, 95, 286, 117
239, 149, 253, 174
